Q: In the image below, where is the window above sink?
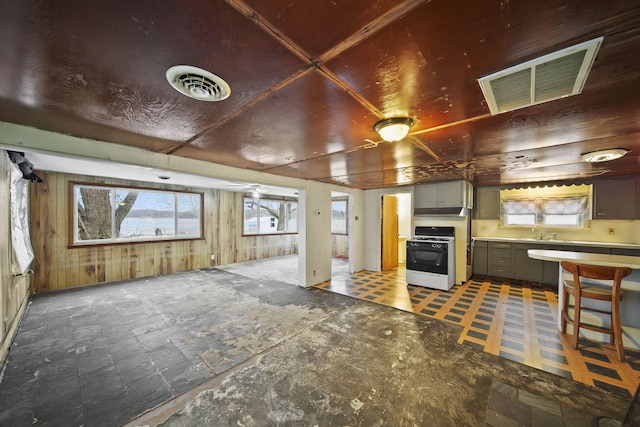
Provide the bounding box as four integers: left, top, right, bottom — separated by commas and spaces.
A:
499, 184, 592, 229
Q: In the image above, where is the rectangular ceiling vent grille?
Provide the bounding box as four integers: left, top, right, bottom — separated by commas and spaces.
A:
478, 37, 603, 115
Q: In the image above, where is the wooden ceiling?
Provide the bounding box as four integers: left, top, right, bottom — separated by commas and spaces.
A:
1, 0, 639, 189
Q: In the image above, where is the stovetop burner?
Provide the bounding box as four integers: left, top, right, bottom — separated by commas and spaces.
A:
410, 236, 454, 242
411, 226, 455, 241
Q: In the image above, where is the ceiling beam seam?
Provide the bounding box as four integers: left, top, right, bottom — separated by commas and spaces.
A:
318, 0, 428, 63
411, 114, 493, 137
225, 0, 315, 65
315, 66, 383, 116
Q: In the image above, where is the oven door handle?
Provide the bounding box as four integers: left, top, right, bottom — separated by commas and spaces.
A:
435, 252, 446, 267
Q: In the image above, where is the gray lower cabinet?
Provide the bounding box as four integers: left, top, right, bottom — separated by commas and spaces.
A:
611, 248, 640, 256
537, 244, 573, 286
474, 240, 579, 286
473, 240, 640, 286
488, 242, 512, 278
578, 246, 610, 254
473, 240, 488, 275
513, 243, 569, 284
516, 243, 575, 286
514, 244, 543, 282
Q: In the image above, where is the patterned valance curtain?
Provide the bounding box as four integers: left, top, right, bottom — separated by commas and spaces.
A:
499, 184, 592, 227
501, 199, 538, 215
541, 196, 587, 215
502, 196, 588, 215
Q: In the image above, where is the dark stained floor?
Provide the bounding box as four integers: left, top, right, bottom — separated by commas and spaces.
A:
0, 257, 633, 426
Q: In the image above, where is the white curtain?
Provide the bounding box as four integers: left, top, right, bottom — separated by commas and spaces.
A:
10, 162, 35, 274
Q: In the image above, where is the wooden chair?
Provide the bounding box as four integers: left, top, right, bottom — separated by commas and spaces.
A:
560, 260, 631, 361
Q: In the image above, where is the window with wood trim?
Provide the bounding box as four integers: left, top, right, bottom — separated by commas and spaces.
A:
243, 196, 297, 235
72, 183, 203, 245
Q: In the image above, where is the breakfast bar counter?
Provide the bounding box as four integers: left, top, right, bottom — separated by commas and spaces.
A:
527, 249, 640, 269
528, 249, 640, 349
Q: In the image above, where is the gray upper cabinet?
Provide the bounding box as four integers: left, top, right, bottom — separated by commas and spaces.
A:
415, 181, 464, 208
436, 181, 465, 207
593, 177, 637, 219
414, 183, 438, 208
414, 180, 468, 215
474, 186, 500, 219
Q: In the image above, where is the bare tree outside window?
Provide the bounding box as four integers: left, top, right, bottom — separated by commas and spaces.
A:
243, 197, 297, 234
74, 184, 202, 245
77, 187, 139, 240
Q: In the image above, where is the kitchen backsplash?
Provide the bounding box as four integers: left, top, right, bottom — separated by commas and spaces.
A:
472, 219, 640, 244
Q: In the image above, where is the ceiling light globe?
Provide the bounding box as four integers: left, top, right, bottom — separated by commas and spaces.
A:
580, 148, 629, 163
374, 118, 414, 142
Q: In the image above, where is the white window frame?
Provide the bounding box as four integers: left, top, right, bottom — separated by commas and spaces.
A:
331, 198, 348, 235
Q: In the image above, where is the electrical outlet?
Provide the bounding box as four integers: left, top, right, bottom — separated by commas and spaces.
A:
608, 228, 614, 235
211, 255, 215, 260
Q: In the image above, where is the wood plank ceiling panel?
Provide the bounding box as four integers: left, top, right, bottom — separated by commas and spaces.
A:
414, 80, 640, 162
265, 138, 440, 182
174, 70, 380, 170
0, 1, 306, 151
0, 1, 639, 187
241, 0, 413, 58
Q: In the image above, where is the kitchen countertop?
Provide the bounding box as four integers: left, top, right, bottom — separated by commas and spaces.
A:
472, 236, 640, 249
528, 249, 640, 269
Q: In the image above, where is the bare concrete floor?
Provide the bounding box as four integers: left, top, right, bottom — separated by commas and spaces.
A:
217, 255, 349, 285
0, 258, 631, 426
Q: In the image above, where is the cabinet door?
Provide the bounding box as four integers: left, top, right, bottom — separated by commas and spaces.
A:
541, 245, 574, 286
514, 244, 542, 282
593, 178, 637, 219
473, 241, 488, 275
474, 186, 500, 219
578, 246, 610, 254
611, 248, 640, 256
437, 181, 464, 207
414, 183, 438, 208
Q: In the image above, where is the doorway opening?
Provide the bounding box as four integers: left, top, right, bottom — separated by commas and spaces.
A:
381, 192, 412, 272
331, 191, 351, 278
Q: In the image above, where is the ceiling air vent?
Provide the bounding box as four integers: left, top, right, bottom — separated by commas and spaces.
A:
478, 37, 603, 115
166, 65, 231, 102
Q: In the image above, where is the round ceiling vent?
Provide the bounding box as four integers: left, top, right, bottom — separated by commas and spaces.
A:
166, 65, 231, 102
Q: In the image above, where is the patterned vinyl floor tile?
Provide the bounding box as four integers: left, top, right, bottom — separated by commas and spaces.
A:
315, 266, 640, 398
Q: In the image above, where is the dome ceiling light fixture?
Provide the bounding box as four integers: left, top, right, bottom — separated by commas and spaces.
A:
374, 117, 414, 142
580, 148, 629, 163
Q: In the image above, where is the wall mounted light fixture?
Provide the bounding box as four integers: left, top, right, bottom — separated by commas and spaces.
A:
374, 117, 414, 142
580, 148, 629, 163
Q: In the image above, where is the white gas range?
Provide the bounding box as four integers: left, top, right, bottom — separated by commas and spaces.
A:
406, 226, 456, 291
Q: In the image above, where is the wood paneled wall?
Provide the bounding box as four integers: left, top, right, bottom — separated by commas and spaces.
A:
0, 155, 32, 362
29, 172, 298, 292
